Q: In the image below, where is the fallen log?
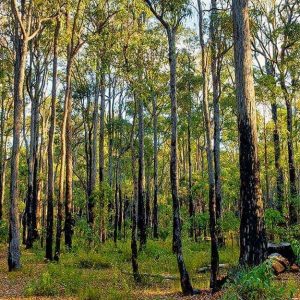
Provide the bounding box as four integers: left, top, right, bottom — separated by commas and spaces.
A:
267, 242, 296, 264
197, 264, 230, 273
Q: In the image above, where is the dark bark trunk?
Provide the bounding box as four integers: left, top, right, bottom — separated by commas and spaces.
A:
232, 0, 267, 266
46, 19, 60, 261
99, 71, 106, 241
266, 60, 284, 212
263, 114, 270, 206
130, 107, 140, 282
152, 95, 159, 239
8, 10, 28, 270
138, 95, 146, 247
286, 99, 297, 224
210, 0, 224, 247
167, 28, 194, 296
187, 77, 194, 239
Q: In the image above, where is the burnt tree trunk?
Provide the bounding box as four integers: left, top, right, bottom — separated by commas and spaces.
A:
46, 19, 60, 261
232, 0, 267, 266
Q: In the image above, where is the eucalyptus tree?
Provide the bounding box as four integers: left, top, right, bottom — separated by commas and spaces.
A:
144, 0, 195, 295
9, 0, 58, 270
232, 0, 267, 266
197, 0, 219, 291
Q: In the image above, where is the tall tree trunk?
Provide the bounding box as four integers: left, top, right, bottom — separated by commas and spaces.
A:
187, 91, 194, 239
167, 28, 194, 296
232, 0, 267, 266
266, 61, 284, 212
87, 69, 100, 225
65, 63, 73, 249
130, 107, 140, 282
138, 95, 146, 247
210, 0, 224, 247
263, 113, 270, 206
26, 38, 41, 249
99, 71, 106, 241
46, 19, 60, 261
198, 0, 219, 291
286, 98, 297, 224
0, 87, 6, 221
8, 14, 28, 271
152, 95, 159, 239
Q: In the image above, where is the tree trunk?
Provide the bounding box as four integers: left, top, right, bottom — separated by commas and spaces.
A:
99, 71, 106, 241
167, 28, 194, 296
0, 87, 6, 221
8, 19, 28, 271
46, 19, 60, 261
266, 61, 284, 212
152, 95, 159, 239
198, 0, 219, 291
232, 0, 267, 266
26, 38, 41, 249
130, 106, 140, 282
65, 63, 73, 249
210, 0, 224, 247
138, 95, 146, 247
286, 99, 297, 224
263, 114, 270, 206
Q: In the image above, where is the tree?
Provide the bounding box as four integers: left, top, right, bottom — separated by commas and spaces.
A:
232, 0, 267, 266
198, 0, 219, 292
144, 0, 195, 295
46, 18, 60, 261
9, 0, 55, 270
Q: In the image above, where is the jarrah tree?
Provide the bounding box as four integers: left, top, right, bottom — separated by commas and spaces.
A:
144, 0, 195, 295
232, 0, 267, 266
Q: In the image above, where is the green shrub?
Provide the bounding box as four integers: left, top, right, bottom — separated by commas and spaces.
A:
222, 262, 295, 300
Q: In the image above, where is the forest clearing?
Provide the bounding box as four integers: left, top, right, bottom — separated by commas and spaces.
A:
1, 0, 300, 299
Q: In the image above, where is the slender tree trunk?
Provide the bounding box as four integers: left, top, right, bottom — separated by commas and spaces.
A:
187, 95, 194, 239
65, 64, 73, 249
266, 61, 284, 212
138, 95, 146, 247
0, 89, 6, 221
26, 39, 41, 249
152, 95, 159, 239
99, 71, 106, 241
210, 0, 224, 247
46, 19, 60, 261
232, 0, 267, 266
198, 0, 219, 291
8, 20, 28, 272
167, 28, 194, 296
263, 114, 270, 206
130, 107, 140, 282
286, 98, 297, 224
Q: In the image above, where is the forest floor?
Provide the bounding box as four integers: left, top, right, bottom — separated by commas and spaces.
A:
0, 240, 300, 300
